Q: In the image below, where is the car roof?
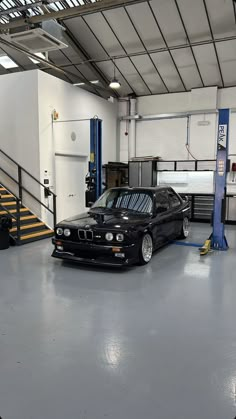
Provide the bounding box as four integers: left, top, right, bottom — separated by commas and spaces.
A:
109, 186, 170, 192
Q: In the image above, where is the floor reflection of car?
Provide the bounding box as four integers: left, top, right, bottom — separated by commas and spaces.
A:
52, 186, 190, 267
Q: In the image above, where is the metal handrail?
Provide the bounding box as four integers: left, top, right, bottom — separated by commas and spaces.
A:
0, 203, 17, 220
0, 148, 56, 197
0, 148, 57, 243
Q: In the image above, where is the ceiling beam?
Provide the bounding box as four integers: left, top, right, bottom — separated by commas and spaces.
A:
174, 0, 204, 88
0, 0, 147, 30
53, 33, 236, 67
202, 0, 224, 87
62, 21, 116, 98
0, 36, 114, 96
0, 0, 55, 18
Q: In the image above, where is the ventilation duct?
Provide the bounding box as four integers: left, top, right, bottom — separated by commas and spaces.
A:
0, 20, 68, 52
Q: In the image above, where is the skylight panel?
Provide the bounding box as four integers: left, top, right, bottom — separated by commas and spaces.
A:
0, 55, 18, 69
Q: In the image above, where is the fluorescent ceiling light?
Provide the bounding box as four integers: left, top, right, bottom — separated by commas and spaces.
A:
73, 82, 85, 86
0, 55, 18, 69
29, 52, 45, 64
109, 78, 121, 89
90, 80, 99, 84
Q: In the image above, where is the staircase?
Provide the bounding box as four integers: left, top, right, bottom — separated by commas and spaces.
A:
0, 184, 54, 245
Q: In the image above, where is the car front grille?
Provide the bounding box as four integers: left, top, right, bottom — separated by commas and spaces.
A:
78, 229, 93, 241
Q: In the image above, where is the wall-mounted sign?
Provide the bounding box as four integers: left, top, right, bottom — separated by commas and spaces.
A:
218, 124, 227, 149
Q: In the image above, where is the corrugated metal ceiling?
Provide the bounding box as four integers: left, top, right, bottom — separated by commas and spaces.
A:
0, 0, 236, 97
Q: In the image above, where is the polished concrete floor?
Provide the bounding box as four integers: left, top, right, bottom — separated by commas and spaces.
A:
0, 224, 236, 419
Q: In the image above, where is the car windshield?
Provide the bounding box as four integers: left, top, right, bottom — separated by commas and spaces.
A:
92, 189, 153, 214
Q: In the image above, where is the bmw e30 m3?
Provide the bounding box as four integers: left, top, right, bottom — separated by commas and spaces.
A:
52, 186, 190, 267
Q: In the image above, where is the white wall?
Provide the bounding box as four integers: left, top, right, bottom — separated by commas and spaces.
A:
119, 86, 236, 162
0, 70, 118, 226
0, 71, 40, 175
37, 71, 118, 225
0, 71, 41, 215
119, 86, 236, 204
119, 87, 220, 162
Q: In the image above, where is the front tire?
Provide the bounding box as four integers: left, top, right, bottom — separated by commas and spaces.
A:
179, 217, 189, 239
139, 233, 153, 265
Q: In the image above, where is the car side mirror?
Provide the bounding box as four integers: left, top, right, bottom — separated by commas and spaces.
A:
181, 195, 188, 202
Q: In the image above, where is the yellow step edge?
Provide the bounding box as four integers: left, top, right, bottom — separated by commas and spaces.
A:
0, 194, 14, 199
0, 208, 29, 215
1, 201, 16, 206
20, 230, 53, 241
10, 222, 45, 233
12, 215, 37, 222
0, 188, 6, 191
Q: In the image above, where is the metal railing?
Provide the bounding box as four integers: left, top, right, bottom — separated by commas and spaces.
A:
0, 148, 57, 243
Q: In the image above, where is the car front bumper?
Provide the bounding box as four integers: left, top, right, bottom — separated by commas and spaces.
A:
51, 238, 138, 267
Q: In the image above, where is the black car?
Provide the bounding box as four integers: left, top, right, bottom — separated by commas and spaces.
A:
52, 186, 190, 267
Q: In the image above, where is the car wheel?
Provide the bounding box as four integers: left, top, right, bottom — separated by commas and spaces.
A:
139, 233, 153, 265
179, 217, 189, 239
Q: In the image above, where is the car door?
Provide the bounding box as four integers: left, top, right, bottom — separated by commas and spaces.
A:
152, 190, 174, 247
166, 188, 183, 237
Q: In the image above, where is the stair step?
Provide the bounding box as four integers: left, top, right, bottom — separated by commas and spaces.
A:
10, 222, 45, 233
0, 194, 14, 199
0, 208, 29, 215
1, 201, 17, 207
19, 229, 54, 241
0, 185, 53, 245
12, 215, 37, 222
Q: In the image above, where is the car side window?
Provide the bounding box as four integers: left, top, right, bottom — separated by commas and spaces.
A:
168, 189, 181, 208
156, 191, 170, 214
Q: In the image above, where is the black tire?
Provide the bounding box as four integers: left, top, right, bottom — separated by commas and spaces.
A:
138, 233, 153, 265
179, 217, 189, 239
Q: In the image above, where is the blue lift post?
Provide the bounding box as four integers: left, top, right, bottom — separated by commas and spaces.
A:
89, 118, 102, 200
211, 108, 230, 250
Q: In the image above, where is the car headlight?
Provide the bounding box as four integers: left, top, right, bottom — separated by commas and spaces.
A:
64, 228, 71, 237
116, 233, 124, 242
56, 227, 63, 236
105, 232, 113, 241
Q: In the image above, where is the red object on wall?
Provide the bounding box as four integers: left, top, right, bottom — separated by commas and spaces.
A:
232, 162, 236, 172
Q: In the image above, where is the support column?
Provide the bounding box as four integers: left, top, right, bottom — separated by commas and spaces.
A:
90, 118, 102, 200
211, 108, 229, 250
128, 98, 137, 160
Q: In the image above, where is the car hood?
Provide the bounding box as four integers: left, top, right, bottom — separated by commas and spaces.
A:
58, 208, 151, 229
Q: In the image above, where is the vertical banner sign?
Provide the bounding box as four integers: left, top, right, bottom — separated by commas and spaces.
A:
218, 124, 227, 150
211, 109, 229, 250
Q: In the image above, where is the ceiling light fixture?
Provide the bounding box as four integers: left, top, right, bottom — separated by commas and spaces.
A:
29, 52, 45, 64
0, 55, 18, 69
73, 82, 85, 86
90, 80, 99, 84
109, 60, 121, 89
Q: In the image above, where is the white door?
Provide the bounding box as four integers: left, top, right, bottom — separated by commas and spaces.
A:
55, 155, 87, 222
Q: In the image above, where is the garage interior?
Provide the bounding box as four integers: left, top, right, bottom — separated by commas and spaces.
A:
1, 0, 236, 418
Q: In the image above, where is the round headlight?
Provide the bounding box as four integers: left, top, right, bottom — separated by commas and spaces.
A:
56, 227, 63, 236
116, 233, 124, 242
64, 228, 71, 237
105, 232, 113, 241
